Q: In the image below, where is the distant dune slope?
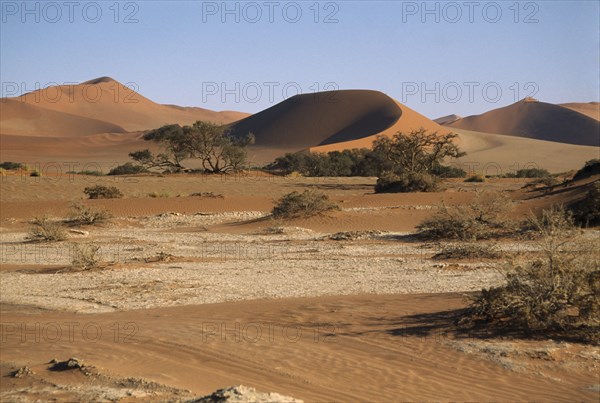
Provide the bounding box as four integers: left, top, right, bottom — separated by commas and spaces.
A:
0, 77, 249, 136
559, 102, 599, 121
229, 90, 445, 152
434, 114, 461, 125
453, 128, 599, 174
0, 98, 126, 137
447, 98, 600, 146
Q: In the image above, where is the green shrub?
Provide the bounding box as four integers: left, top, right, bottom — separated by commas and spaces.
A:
464, 174, 485, 182
418, 191, 513, 241
375, 172, 439, 193
67, 202, 111, 226
0, 162, 24, 170
432, 164, 467, 178
513, 168, 551, 178
272, 190, 339, 219
84, 185, 123, 199
465, 208, 599, 343
108, 163, 148, 176
26, 217, 67, 242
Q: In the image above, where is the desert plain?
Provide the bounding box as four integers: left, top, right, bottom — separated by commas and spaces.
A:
0, 78, 599, 402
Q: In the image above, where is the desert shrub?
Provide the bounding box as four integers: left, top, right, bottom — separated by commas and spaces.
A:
432, 164, 467, 178
67, 202, 111, 226
418, 191, 513, 241
26, 217, 67, 242
464, 174, 485, 183
432, 243, 502, 260
266, 149, 388, 177
83, 185, 123, 199
107, 163, 148, 176
66, 170, 103, 176
466, 208, 599, 343
189, 192, 224, 198
148, 191, 170, 198
272, 190, 339, 219
0, 161, 24, 170
570, 181, 600, 227
572, 159, 600, 181
71, 243, 101, 270
29, 170, 40, 177
513, 168, 551, 178
375, 172, 439, 193
521, 205, 577, 239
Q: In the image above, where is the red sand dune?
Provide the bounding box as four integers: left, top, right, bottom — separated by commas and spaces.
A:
1, 77, 248, 136
228, 90, 446, 153
446, 98, 600, 146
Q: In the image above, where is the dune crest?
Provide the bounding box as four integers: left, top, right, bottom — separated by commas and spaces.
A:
446, 98, 599, 146
229, 90, 446, 153
0, 77, 249, 136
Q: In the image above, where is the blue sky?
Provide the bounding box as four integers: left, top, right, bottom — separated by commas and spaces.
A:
1, 1, 599, 118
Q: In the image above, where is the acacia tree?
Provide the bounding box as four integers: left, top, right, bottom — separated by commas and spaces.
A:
372, 128, 465, 193
372, 128, 465, 174
130, 121, 254, 173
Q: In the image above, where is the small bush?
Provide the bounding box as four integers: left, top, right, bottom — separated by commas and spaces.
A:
29, 170, 41, 177
0, 162, 24, 170
108, 163, 148, 176
514, 168, 551, 178
465, 208, 599, 343
375, 172, 439, 193
71, 243, 101, 270
571, 181, 600, 227
432, 243, 502, 260
148, 192, 170, 198
418, 191, 513, 241
189, 192, 224, 198
432, 165, 467, 178
272, 190, 339, 219
26, 217, 67, 242
84, 185, 123, 199
464, 174, 485, 183
67, 202, 111, 226
572, 159, 600, 181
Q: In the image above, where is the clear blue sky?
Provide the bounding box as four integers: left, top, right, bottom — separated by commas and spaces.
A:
1, 0, 599, 118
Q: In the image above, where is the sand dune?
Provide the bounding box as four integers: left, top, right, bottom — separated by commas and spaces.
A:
0, 99, 126, 137
434, 114, 462, 125
229, 90, 445, 153
560, 102, 600, 121
453, 128, 599, 173
447, 98, 600, 146
1, 77, 249, 136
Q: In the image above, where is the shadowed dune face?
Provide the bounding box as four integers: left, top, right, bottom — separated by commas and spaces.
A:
447, 99, 600, 146
229, 90, 403, 150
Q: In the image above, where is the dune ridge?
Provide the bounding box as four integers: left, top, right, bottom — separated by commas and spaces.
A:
446, 98, 600, 146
